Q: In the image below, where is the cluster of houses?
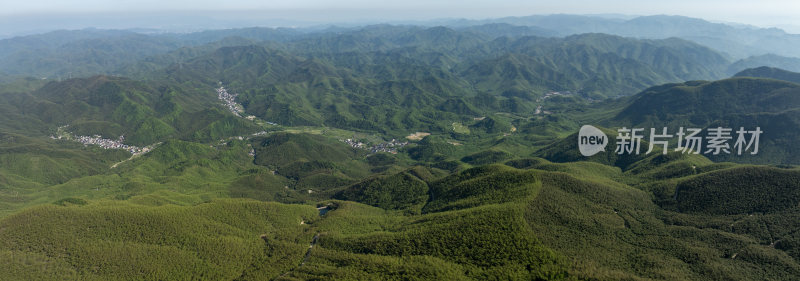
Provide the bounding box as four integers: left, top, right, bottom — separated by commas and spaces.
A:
216, 86, 244, 117
343, 138, 408, 154
369, 139, 408, 154
216, 86, 280, 126
532, 91, 574, 114
52, 131, 152, 155
536, 91, 572, 102
76, 135, 152, 155
343, 138, 366, 149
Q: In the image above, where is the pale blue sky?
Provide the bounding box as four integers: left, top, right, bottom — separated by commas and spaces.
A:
2, 0, 800, 32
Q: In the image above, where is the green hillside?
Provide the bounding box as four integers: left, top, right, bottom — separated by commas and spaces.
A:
674, 166, 800, 214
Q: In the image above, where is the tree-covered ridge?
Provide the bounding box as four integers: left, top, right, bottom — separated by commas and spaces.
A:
1, 24, 739, 95
734, 66, 800, 84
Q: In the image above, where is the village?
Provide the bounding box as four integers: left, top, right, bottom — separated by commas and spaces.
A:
216, 86, 245, 117
51, 125, 154, 155
217, 85, 281, 127
533, 91, 573, 115
75, 135, 152, 155
343, 138, 408, 154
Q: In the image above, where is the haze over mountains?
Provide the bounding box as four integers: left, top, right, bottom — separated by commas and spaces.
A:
3, 14, 800, 82
2, 13, 800, 280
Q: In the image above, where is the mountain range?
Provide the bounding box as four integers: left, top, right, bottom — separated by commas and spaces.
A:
1, 15, 800, 280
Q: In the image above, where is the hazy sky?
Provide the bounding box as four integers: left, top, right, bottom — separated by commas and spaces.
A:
2, 0, 800, 32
